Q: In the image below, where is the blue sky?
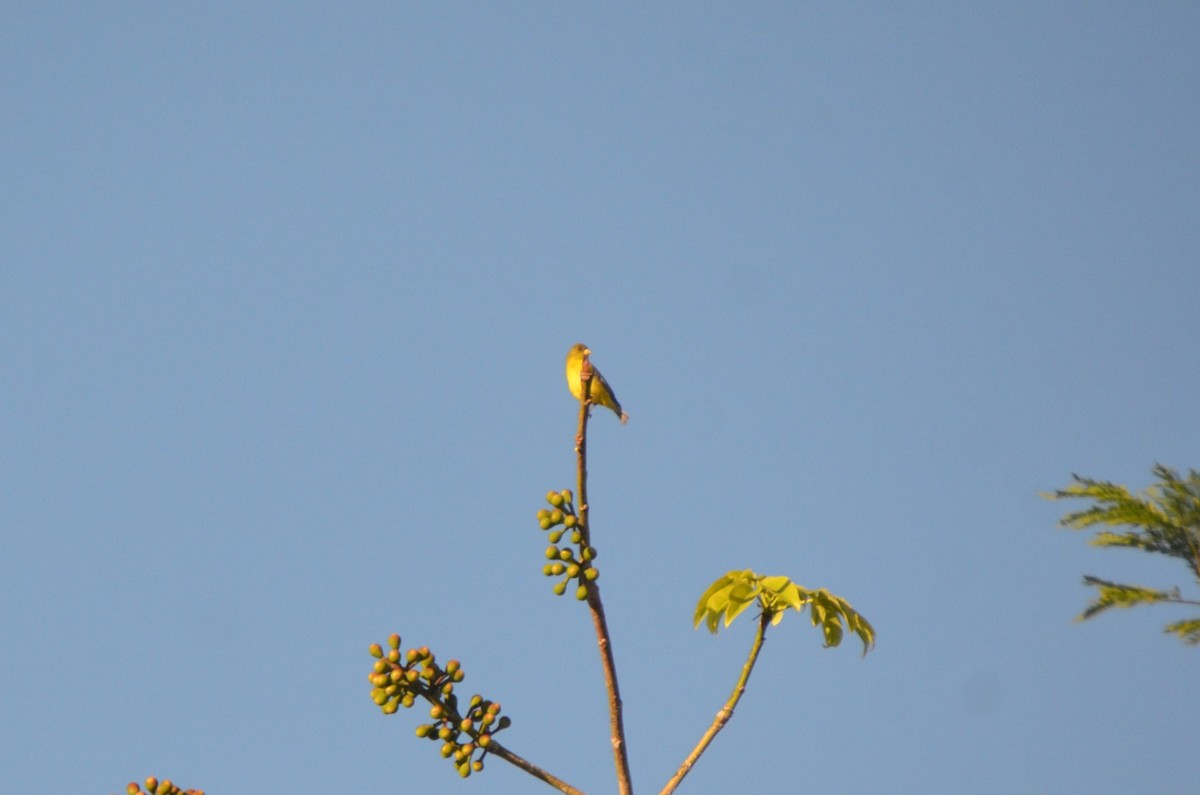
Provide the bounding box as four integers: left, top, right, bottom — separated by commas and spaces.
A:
3, 4, 1198, 793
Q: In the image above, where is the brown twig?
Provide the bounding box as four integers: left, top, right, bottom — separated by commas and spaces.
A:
659, 611, 770, 795
577, 360, 635, 795
488, 741, 589, 795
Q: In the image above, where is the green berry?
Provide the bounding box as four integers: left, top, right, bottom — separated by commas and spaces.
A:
369, 643, 384, 659
553, 581, 567, 596
576, 585, 589, 600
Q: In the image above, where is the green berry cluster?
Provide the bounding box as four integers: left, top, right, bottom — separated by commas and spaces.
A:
368, 634, 510, 778
119, 778, 202, 795
537, 489, 599, 600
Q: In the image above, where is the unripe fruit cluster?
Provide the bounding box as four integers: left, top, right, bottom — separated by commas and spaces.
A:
537, 489, 599, 600
368, 633, 510, 777
415, 693, 508, 778
121, 777, 203, 795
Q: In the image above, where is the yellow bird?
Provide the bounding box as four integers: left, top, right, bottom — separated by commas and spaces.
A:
565, 343, 628, 424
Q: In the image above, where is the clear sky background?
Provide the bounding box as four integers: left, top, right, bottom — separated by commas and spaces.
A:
3, 4, 1198, 794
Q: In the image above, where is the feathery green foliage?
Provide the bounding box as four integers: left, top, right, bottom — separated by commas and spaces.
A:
1046, 465, 1200, 645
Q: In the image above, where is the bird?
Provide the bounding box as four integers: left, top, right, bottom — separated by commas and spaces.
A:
565, 343, 628, 424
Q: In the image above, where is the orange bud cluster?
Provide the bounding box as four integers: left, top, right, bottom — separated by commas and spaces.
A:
537, 489, 598, 600
367, 633, 510, 778
116, 777, 203, 795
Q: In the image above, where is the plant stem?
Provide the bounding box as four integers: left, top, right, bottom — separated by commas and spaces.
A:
488, 741, 589, 795
577, 363, 634, 795
659, 611, 770, 795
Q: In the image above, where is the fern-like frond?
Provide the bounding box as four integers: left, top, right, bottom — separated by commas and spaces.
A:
1076, 576, 1177, 620
1164, 617, 1200, 646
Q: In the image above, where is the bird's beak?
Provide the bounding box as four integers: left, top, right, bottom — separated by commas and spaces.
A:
582, 347, 591, 356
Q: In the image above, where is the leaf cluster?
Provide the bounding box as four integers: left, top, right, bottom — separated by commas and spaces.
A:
693, 570, 875, 655
1047, 465, 1200, 644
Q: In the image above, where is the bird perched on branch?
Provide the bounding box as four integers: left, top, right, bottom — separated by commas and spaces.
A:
565, 343, 628, 424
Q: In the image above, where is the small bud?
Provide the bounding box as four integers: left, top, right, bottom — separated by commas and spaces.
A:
576, 585, 589, 600
546, 491, 564, 507
563, 515, 577, 528
368, 643, 384, 659
388, 633, 401, 649
553, 581, 567, 596
584, 567, 599, 581
561, 489, 573, 504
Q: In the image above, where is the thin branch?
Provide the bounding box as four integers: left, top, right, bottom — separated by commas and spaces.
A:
577, 360, 635, 795
660, 611, 770, 795
488, 741, 589, 795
